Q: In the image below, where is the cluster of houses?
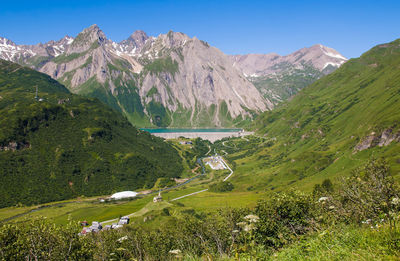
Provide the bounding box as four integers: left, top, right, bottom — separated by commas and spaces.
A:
79, 191, 164, 235
79, 216, 130, 235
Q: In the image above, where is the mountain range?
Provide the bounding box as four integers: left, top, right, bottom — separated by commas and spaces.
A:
230, 44, 347, 103
0, 25, 347, 127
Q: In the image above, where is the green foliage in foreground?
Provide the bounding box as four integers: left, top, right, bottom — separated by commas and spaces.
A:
1, 159, 399, 260
0, 59, 183, 207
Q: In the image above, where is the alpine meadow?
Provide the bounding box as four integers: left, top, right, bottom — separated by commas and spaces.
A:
0, 1, 399, 260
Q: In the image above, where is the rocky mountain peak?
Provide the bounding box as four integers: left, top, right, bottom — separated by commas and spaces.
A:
128, 30, 149, 46
119, 30, 149, 53
0, 36, 37, 61
0, 26, 349, 128
0, 37, 16, 47
230, 44, 348, 105
160, 31, 191, 48
67, 24, 107, 54
290, 44, 347, 69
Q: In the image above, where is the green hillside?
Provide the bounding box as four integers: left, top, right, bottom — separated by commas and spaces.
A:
230, 39, 400, 192
0, 59, 183, 208
250, 62, 327, 104
1, 39, 400, 260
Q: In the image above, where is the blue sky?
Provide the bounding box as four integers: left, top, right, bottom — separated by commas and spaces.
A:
1, 0, 399, 58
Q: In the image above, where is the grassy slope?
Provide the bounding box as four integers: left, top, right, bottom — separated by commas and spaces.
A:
272, 224, 400, 260
16, 38, 400, 218
224, 39, 400, 193
0, 59, 183, 208
1, 40, 399, 260
155, 38, 400, 212
251, 62, 325, 104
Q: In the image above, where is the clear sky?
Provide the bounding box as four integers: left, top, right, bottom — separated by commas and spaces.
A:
1, 0, 399, 58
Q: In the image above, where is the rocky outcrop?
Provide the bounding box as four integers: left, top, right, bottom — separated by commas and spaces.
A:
378, 129, 400, 146
354, 129, 400, 152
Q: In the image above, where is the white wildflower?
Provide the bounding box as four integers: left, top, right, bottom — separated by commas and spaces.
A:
236, 221, 247, 227
318, 197, 329, 202
361, 219, 372, 224
244, 214, 260, 223
391, 197, 400, 205
117, 236, 128, 243
169, 249, 182, 255
244, 224, 256, 232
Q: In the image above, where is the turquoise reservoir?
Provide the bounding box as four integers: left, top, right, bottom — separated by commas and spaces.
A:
140, 128, 242, 133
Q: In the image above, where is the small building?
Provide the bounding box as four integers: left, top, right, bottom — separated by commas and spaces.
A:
111, 223, 123, 229
153, 191, 162, 203
118, 216, 130, 225
103, 225, 112, 231
89, 221, 102, 232
79, 221, 103, 235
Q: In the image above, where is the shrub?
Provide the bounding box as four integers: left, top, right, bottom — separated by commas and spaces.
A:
254, 191, 316, 248
313, 178, 334, 196
329, 159, 399, 225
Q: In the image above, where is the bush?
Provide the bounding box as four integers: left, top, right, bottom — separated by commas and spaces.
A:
254, 191, 316, 248
313, 178, 333, 196
329, 159, 399, 224
0, 219, 90, 260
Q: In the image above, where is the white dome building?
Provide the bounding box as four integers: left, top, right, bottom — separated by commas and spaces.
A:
110, 191, 138, 200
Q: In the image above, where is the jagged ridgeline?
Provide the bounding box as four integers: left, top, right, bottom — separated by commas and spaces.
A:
23, 25, 269, 127
0, 25, 349, 128
0, 60, 183, 207
236, 39, 400, 191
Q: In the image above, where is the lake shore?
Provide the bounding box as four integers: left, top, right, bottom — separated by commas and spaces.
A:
150, 131, 254, 142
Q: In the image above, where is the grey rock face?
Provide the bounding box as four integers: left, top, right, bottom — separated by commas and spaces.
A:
354, 129, 400, 152
0, 25, 271, 127
231, 44, 347, 76
0, 25, 345, 127
67, 24, 107, 54
120, 30, 149, 53
230, 44, 348, 104
136, 31, 270, 121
